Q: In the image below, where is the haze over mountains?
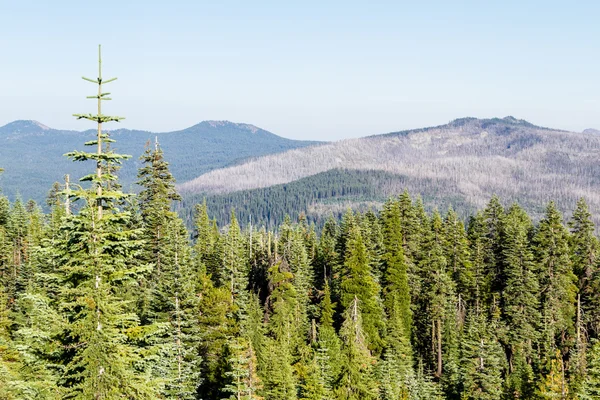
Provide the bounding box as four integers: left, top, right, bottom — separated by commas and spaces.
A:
178, 117, 600, 227
0, 119, 318, 202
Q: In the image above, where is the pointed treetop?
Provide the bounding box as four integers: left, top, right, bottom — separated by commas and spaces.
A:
74, 44, 124, 123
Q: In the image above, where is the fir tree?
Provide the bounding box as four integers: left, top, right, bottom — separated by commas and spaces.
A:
57, 45, 158, 398
569, 198, 600, 336
534, 202, 577, 354
443, 207, 474, 311
339, 222, 386, 355
459, 312, 504, 400
316, 283, 343, 391
379, 198, 414, 397
537, 350, 568, 399
222, 211, 249, 317
335, 296, 378, 400
482, 196, 505, 301
502, 204, 540, 365
223, 337, 263, 400
261, 256, 299, 399
419, 211, 457, 380
578, 339, 600, 399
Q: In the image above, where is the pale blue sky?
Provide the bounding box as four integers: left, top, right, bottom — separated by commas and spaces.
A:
0, 1, 598, 140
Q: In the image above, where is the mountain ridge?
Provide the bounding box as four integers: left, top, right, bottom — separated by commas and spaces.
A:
0, 119, 281, 137
0, 119, 321, 202
177, 116, 600, 227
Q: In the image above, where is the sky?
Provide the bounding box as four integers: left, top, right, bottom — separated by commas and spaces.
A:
0, 1, 598, 141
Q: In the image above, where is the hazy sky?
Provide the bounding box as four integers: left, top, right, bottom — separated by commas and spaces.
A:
1, 1, 598, 140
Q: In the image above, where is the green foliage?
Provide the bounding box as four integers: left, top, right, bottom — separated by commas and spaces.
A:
339, 218, 386, 355
335, 297, 378, 400
3, 85, 600, 400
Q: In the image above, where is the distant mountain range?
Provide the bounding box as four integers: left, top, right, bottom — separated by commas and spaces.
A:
3, 117, 600, 229
178, 117, 600, 228
0, 120, 320, 202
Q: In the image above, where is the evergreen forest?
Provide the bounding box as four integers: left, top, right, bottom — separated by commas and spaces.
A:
2, 50, 600, 399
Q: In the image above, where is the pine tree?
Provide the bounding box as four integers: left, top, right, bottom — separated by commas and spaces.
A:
379, 198, 414, 397
262, 256, 298, 399
194, 199, 219, 276
443, 207, 474, 310
459, 312, 504, 400
482, 196, 505, 301
418, 211, 457, 380
537, 350, 568, 399
339, 221, 386, 355
397, 191, 423, 310
502, 204, 540, 365
136, 139, 182, 322
197, 273, 236, 399
466, 212, 492, 316
335, 296, 378, 400
407, 360, 444, 399
134, 140, 202, 397
314, 216, 338, 291
223, 337, 263, 400
569, 198, 600, 336
316, 283, 343, 391
534, 202, 577, 354
222, 211, 249, 316
578, 339, 600, 399
57, 45, 158, 398
285, 227, 313, 336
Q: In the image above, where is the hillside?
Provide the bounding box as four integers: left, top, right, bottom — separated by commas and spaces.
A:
179, 117, 600, 226
178, 168, 477, 229
0, 120, 319, 202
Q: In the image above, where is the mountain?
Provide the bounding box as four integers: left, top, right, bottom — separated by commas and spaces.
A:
583, 128, 600, 135
178, 116, 600, 227
0, 120, 320, 202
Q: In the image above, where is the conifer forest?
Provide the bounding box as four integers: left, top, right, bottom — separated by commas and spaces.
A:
3, 51, 600, 400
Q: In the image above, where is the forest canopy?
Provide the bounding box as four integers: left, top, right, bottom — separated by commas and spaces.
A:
1, 49, 600, 400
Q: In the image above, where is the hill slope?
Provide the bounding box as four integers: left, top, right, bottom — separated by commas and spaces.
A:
179, 117, 600, 226
0, 120, 319, 202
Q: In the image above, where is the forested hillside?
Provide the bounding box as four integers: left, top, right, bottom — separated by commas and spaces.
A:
3, 156, 600, 398
179, 117, 600, 228
2, 49, 600, 399
179, 169, 476, 230
0, 119, 319, 202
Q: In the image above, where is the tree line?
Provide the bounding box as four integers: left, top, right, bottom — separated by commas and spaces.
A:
2, 137, 600, 398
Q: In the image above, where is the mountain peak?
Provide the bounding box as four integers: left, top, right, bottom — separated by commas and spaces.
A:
198, 120, 262, 134
0, 120, 51, 133
583, 128, 600, 135
447, 116, 536, 129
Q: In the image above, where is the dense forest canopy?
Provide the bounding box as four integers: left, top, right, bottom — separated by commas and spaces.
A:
2, 50, 600, 400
